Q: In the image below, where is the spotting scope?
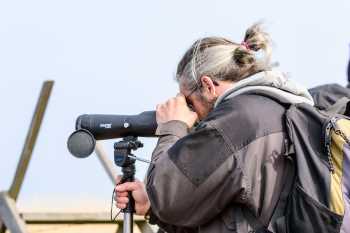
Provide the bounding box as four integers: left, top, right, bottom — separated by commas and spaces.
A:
67, 111, 157, 158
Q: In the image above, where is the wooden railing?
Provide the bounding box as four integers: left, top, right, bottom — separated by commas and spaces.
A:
0, 81, 157, 233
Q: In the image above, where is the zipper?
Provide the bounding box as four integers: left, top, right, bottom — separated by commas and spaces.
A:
325, 119, 335, 173
325, 117, 350, 173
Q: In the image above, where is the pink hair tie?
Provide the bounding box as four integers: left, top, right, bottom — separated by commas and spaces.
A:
241, 41, 250, 50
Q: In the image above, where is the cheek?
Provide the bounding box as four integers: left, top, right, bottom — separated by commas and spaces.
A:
197, 96, 217, 118
193, 98, 209, 119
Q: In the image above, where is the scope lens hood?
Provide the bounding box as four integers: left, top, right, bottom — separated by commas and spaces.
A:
67, 129, 96, 158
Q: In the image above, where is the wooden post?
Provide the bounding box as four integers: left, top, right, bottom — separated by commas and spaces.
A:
0, 192, 28, 233
0, 81, 54, 233
8, 80, 54, 200
136, 221, 155, 233
0, 221, 3, 232
116, 223, 123, 233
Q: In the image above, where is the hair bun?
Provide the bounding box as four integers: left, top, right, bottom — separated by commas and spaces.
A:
233, 46, 255, 67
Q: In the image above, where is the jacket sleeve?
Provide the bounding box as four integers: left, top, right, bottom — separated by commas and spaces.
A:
146, 120, 247, 228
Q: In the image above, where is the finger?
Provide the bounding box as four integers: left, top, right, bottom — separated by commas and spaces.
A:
116, 203, 126, 209
165, 98, 175, 107
117, 191, 128, 197
156, 103, 165, 111
116, 196, 129, 204
115, 182, 140, 192
114, 191, 128, 202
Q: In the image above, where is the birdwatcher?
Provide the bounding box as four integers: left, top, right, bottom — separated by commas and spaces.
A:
114, 23, 317, 233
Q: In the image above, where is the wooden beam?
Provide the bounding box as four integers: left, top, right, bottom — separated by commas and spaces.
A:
22, 212, 147, 224
0, 192, 28, 233
22, 212, 156, 232
116, 222, 140, 233
8, 80, 54, 200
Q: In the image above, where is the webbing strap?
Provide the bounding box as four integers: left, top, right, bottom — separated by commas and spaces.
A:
241, 207, 272, 233
242, 152, 295, 233
267, 155, 295, 231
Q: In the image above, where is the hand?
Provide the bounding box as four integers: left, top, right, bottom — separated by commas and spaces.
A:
114, 177, 150, 215
156, 94, 198, 128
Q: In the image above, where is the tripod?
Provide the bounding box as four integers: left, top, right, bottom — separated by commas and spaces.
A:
114, 136, 144, 233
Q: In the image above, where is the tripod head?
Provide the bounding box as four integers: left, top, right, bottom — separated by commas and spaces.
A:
114, 136, 143, 168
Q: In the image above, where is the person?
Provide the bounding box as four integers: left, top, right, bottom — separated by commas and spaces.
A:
309, 83, 350, 111
307, 54, 350, 112
348, 51, 350, 87
114, 23, 314, 233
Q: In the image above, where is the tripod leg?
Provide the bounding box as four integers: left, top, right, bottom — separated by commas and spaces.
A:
123, 212, 134, 233
120, 167, 135, 233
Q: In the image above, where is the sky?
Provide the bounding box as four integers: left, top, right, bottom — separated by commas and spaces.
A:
1, 0, 350, 212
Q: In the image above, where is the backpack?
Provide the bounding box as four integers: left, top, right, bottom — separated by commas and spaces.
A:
245, 96, 350, 233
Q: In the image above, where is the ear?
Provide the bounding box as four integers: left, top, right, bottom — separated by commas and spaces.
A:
200, 76, 217, 96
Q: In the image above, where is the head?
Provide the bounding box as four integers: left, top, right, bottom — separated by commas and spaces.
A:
176, 23, 273, 120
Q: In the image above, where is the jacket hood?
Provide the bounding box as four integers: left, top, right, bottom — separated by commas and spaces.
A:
214, 70, 315, 108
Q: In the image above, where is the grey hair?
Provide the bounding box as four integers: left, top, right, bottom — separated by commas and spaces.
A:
176, 23, 272, 90
190, 38, 203, 88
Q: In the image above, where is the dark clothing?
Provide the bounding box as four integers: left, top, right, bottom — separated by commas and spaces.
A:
146, 94, 290, 233
348, 58, 350, 84
309, 83, 350, 109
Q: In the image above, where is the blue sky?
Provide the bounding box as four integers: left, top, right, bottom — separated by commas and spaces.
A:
1, 0, 350, 212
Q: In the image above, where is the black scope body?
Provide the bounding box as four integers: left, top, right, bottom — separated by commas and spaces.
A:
76, 111, 157, 140
67, 111, 157, 158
